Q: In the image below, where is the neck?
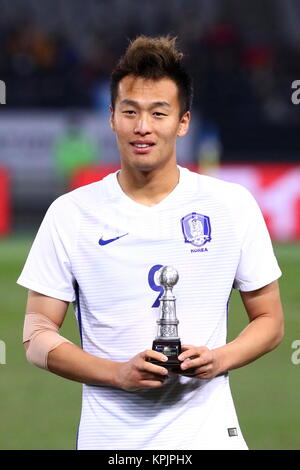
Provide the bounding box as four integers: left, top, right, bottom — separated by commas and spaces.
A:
117, 162, 180, 206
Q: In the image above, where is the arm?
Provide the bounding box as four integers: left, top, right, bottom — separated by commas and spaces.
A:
24, 290, 169, 391
178, 280, 284, 379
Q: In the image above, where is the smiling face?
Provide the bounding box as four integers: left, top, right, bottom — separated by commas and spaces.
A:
110, 75, 190, 173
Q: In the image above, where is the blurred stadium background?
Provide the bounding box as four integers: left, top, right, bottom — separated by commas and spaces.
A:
0, 0, 300, 450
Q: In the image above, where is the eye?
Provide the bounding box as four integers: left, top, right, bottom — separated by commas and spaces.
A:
153, 112, 167, 117
122, 110, 136, 115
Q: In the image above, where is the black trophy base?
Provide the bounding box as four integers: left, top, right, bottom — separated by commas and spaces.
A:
149, 339, 182, 373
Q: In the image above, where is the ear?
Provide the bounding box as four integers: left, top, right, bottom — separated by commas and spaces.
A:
177, 111, 190, 137
109, 105, 115, 131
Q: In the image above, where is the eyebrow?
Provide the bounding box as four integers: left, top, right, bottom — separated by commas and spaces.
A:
119, 99, 171, 109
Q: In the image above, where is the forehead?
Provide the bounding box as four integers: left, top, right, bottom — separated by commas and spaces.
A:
116, 75, 180, 107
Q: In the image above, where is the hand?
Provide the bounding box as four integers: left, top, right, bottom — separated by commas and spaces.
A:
115, 350, 169, 392
178, 344, 222, 380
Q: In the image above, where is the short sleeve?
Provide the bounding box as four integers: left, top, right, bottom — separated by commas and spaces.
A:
233, 187, 282, 292
17, 196, 77, 302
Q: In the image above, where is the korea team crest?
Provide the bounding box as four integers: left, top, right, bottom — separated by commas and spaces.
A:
181, 212, 212, 247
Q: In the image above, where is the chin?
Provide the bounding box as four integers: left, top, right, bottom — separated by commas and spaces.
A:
130, 156, 174, 172
127, 157, 159, 172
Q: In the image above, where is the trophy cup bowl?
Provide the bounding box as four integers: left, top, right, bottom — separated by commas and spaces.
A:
149, 266, 182, 373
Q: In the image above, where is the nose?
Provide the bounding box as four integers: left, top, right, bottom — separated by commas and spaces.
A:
134, 113, 152, 135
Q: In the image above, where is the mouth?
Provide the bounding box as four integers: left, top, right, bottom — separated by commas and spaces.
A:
130, 141, 156, 154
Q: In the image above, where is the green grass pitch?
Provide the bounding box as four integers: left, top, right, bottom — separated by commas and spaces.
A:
0, 236, 299, 449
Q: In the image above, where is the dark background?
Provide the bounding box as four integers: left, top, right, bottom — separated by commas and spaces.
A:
1, 0, 300, 162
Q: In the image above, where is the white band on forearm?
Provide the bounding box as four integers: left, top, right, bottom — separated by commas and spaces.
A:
23, 312, 72, 370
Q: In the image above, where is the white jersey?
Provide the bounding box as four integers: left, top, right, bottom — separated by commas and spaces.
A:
17, 166, 281, 450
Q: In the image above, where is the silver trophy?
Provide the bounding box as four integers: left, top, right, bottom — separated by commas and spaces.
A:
150, 266, 182, 371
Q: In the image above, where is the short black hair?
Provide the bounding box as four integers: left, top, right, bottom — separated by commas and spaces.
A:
110, 35, 193, 118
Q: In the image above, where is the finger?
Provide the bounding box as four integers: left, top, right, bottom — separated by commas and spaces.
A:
180, 356, 210, 371
141, 349, 168, 363
178, 346, 208, 362
178, 348, 198, 362
180, 360, 198, 371
142, 361, 169, 377
139, 350, 169, 376
137, 353, 168, 376
139, 368, 169, 380
140, 371, 169, 382
139, 379, 167, 388
181, 364, 212, 378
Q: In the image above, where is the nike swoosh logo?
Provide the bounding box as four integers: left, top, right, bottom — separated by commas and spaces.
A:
99, 233, 129, 246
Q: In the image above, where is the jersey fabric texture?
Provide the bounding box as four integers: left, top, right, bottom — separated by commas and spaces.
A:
17, 166, 282, 450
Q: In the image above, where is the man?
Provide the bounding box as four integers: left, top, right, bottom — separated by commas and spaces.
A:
17, 35, 284, 450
